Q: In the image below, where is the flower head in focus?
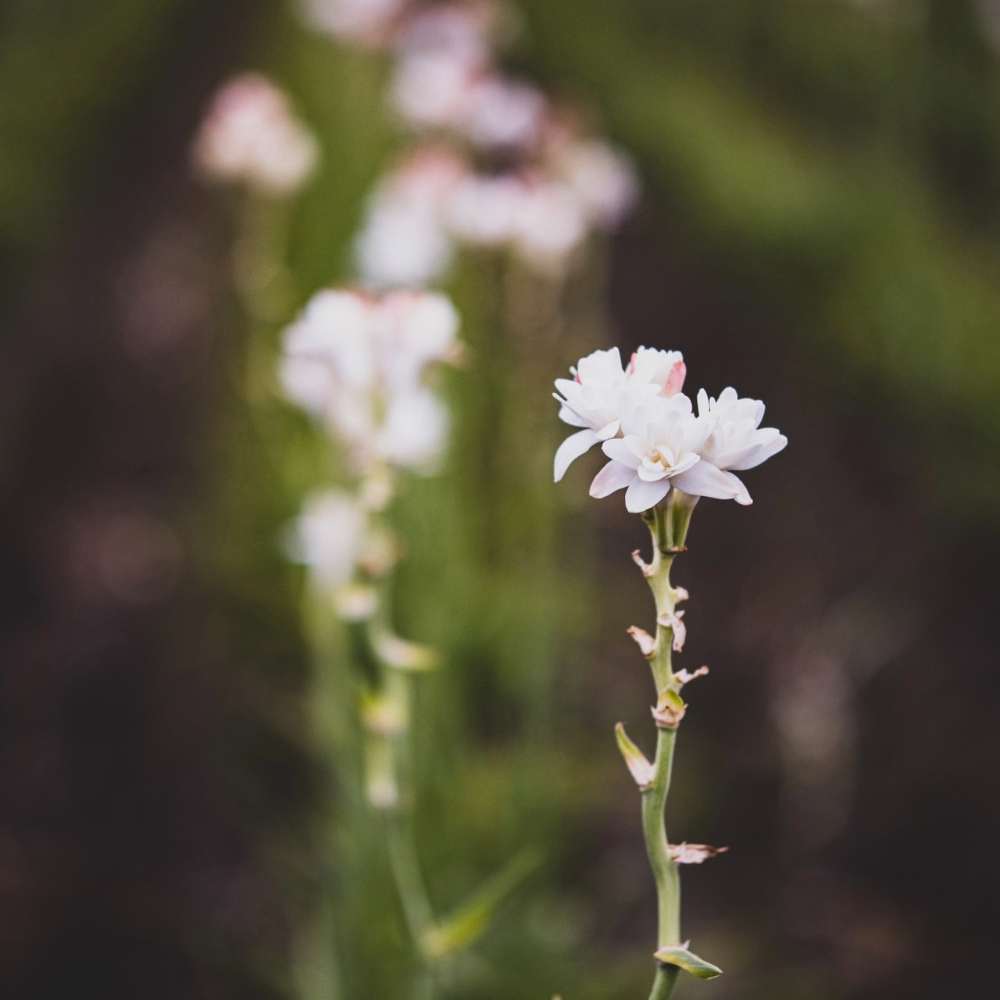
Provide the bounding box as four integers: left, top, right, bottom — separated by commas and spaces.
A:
193, 74, 318, 195
591, 394, 750, 513
695, 388, 788, 474
553, 347, 686, 481
554, 348, 786, 513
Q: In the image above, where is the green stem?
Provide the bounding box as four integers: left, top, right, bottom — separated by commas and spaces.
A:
637, 496, 696, 1000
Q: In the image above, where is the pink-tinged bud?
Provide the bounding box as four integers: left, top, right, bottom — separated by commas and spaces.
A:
628, 351, 638, 376
631, 549, 655, 577
668, 843, 729, 864
674, 665, 709, 687
627, 626, 656, 658
663, 359, 686, 397
652, 689, 686, 729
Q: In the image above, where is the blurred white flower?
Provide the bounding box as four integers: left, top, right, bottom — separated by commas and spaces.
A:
355, 148, 467, 286
463, 76, 547, 150
281, 287, 460, 473
442, 173, 523, 246
394, 2, 495, 70
551, 138, 639, 227
552, 346, 686, 481
590, 393, 749, 513
695, 387, 788, 474
510, 179, 588, 273
193, 74, 318, 195
291, 490, 368, 588
391, 50, 480, 132
298, 0, 404, 45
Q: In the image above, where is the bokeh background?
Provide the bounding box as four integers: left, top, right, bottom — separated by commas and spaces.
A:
2, 1, 1000, 998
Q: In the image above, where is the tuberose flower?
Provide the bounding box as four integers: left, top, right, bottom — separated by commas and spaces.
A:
552, 346, 686, 481
695, 388, 788, 476
193, 74, 318, 195
589, 393, 749, 513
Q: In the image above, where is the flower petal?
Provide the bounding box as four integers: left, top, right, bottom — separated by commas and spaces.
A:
602, 437, 642, 470
590, 460, 636, 498
625, 477, 672, 513
727, 430, 788, 470
554, 429, 599, 481
673, 461, 752, 504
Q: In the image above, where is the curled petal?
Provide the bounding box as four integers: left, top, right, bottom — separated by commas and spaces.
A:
590, 460, 636, 498
726, 429, 788, 471
672, 461, 751, 505
554, 429, 599, 481
625, 477, 671, 513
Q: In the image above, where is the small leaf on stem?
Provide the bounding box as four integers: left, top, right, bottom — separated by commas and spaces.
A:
653, 944, 724, 979
615, 723, 655, 789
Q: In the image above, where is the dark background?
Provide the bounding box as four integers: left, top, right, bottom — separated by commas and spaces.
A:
1, 1, 998, 998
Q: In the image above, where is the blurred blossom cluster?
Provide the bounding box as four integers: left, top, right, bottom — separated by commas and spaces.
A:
555, 347, 787, 512
192, 73, 318, 195
301, 0, 639, 282
280, 287, 461, 477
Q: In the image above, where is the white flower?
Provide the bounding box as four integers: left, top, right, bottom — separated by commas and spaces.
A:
551, 138, 639, 227
695, 387, 788, 476
290, 490, 367, 588
280, 288, 460, 474
391, 50, 479, 132
510, 179, 588, 273
552, 346, 686, 481
442, 173, 523, 246
463, 77, 547, 150
298, 0, 404, 46
354, 148, 466, 287
193, 74, 318, 195
378, 389, 450, 471
590, 394, 750, 513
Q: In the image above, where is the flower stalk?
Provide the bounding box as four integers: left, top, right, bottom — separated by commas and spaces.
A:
619, 495, 723, 1000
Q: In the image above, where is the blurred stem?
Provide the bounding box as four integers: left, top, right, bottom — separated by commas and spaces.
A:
639, 496, 695, 1000
366, 598, 439, 997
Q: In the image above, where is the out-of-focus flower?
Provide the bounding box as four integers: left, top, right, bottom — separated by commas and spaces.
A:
355, 147, 468, 286
291, 490, 368, 588
391, 51, 480, 133
552, 347, 685, 481
550, 138, 639, 227
442, 173, 523, 246
590, 394, 750, 513
394, 1, 495, 72
463, 76, 546, 150
695, 388, 788, 474
509, 178, 588, 272
298, 0, 405, 46
193, 74, 318, 195
281, 287, 461, 474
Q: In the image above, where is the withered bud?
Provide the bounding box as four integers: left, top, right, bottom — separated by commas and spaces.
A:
674, 665, 709, 687
652, 688, 687, 729
627, 625, 656, 658
668, 843, 729, 865
656, 610, 686, 652
631, 549, 655, 577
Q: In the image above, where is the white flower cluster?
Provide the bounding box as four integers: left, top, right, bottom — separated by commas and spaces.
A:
193, 73, 319, 195
301, 0, 638, 283
555, 348, 787, 513
280, 287, 461, 476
